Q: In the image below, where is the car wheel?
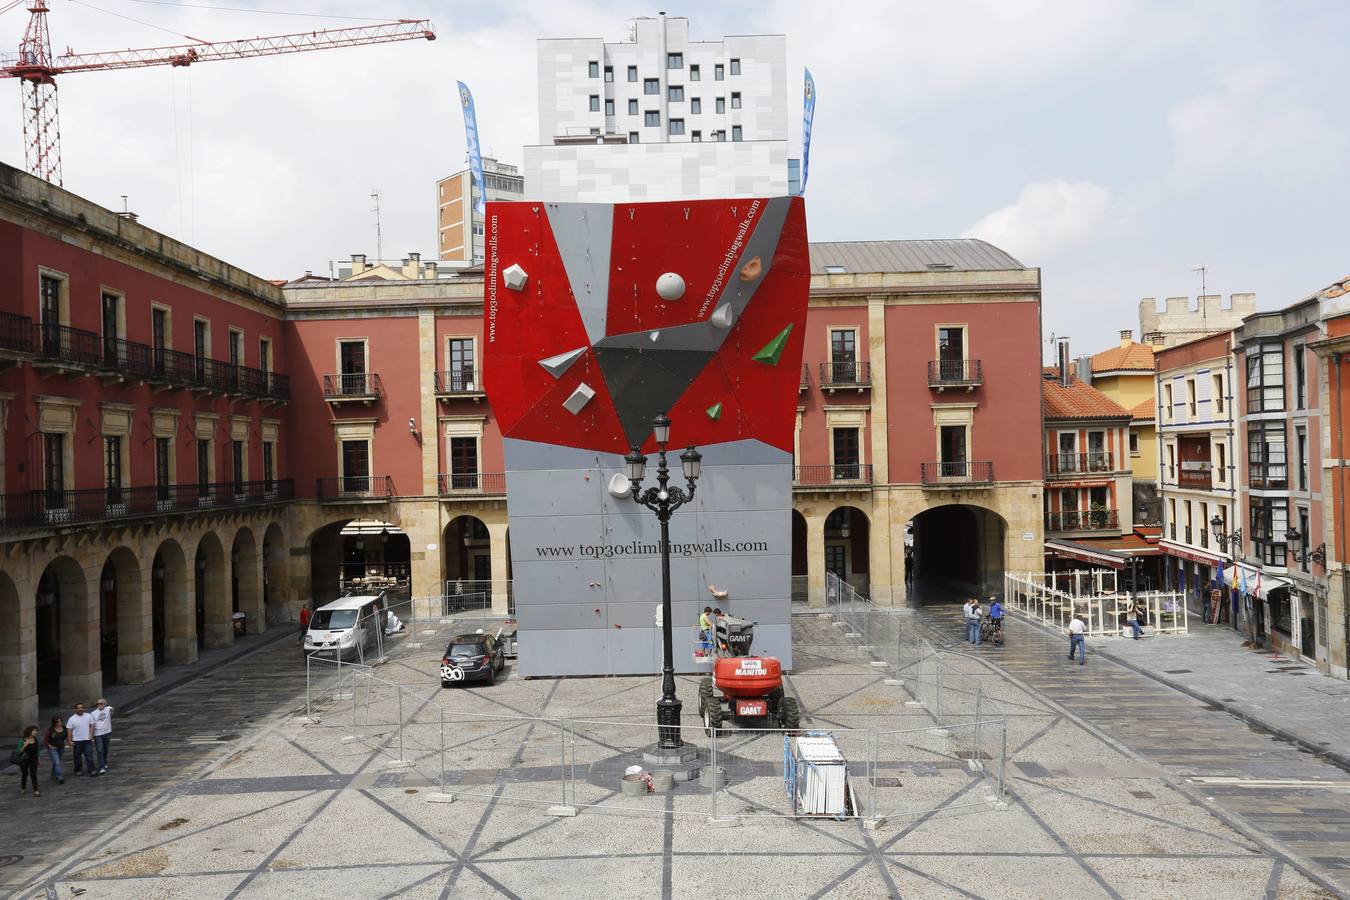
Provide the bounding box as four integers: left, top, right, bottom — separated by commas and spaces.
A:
486, 666, 496, 686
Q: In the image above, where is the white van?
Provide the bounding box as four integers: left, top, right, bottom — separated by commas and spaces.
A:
303, 595, 384, 660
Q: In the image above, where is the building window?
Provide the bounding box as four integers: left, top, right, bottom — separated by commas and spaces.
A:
1250, 496, 1289, 566
588, 60, 599, 78
668, 118, 685, 135
732, 125, 743, 141
691, 97, 701, 114
731, 91, 742, 109
1129, 431, 1139, 456
101, 291, 122, 362
104, 436, 123, 505
340, 439, 370, 493
668, 84, 684, 101
589, 94, 600, 112
1166, 443, 1175, 480
690, 130, 702, 142
830, 328, 857, 383
730, 58, 741, 75
1294, 347, 1306, 410
628, 132, 639, 143
1296, 425, 1308, 491
39, 274, 62, 326
1163, 383, 1173, 420
259, 337, 271, 374
715, 96, 725, 114
197, 439, 211, 498
605, 99, 615, 116
1186, 378, 1196, 416
193, 319, 209, 381
231, 440, 245, 494
1212, 373, 1224, 414
448, 338, 476, 391
449, 436, 479, 489
645, 110, 660, 127
832, 427, 860, 480
667, 52, 683, 69
155, 437, 172, 500
690, 63, 700, 81
603, 65, 613, 82
1246, 344, 1284, 413
937, 325, 966, 379
1167, 498, 1176, 540
627, 65, 637, 82
939, 425, 968, 476
1216, 442, 1226, 483
715, 130, 726, 142
644, 78, 659, 95
714, 63, 724, 81
229, 329, 244, 389
43, 432, 65, 508
338, 340, 367, 394
1248, 421, 1287, 489
628, 98, 638, 115
152, 307, 169, 372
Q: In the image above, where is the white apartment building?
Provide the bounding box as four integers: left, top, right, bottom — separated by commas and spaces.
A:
436, 157, 525, 268
526, 14, 790, 202
1156, 331, 1239, 620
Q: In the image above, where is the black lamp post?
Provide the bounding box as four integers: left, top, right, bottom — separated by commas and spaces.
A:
626, 413, 702, 750
1284, 527, 1326, 568
1210, 514, 1242, 555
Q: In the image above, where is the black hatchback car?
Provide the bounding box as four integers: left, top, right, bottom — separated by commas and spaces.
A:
440, 633, 505, 687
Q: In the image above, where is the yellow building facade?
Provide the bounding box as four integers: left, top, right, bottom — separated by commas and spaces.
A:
1091, 331, 1159, 522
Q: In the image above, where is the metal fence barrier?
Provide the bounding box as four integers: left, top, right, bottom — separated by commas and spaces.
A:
1004, 570, 1188, 637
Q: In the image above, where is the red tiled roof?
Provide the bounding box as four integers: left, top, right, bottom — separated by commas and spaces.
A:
1043, 369, 1132, 420
1091, 341, 1155, 373
1129, 398, 1156, 422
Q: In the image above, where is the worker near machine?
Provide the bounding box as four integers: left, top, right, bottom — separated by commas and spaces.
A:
698, 606, 713, 653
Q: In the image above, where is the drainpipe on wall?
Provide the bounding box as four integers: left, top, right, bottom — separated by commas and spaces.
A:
1226, 338, 1238, 631
1337, 352, 1349, 678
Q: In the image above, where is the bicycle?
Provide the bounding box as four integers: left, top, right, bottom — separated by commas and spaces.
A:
979, 615, 1004, 646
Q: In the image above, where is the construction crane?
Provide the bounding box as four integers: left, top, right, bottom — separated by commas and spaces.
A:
1, 0, 435, 186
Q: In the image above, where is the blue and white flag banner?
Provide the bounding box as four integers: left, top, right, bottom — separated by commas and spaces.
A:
457, 81, 486, 214
800, 68, 816, 195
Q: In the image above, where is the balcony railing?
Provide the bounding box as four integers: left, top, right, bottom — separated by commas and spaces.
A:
33, 322, 102, 367
799, 363, 810, 392
1248, 466, 1287, 490
927, 358, 983, 389
1046, 452, 1114, 475
323, 373, 383, 402
1045, 509, 1119, 532
434, 369, 483, 396
0, 311, 33, 354
316, 474, 394, 500
793, 464, 874, 487
819, 360, 871, 391
1177, 461, 1212, 489
438, 472, 506, 496
0, 479, 293, 530
920, 461, 994, 485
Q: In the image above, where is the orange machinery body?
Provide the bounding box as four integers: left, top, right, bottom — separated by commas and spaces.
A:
712, 656, 782, 698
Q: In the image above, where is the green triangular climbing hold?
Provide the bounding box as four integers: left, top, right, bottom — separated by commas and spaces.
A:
752, 324, 793, 366
706, 401, 723, 421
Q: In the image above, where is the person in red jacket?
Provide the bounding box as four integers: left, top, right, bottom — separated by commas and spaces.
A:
297, 605, 311, 647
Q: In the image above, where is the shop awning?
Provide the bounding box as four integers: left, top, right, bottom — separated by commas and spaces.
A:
1158, 539, 1225, 568
1045, 539, 1127, 570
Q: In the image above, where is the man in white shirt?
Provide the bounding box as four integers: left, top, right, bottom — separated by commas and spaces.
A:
66, 702, 96, 776
91, 698, 114, 775
1068, 613, 1087, 666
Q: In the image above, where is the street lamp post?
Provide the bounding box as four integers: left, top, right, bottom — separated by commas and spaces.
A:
626, 413, 702, 750
1211, 514, 1246, 635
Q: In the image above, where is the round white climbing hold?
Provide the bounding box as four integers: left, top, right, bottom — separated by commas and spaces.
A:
608, 473, 632, 498
656, 272, 686, 301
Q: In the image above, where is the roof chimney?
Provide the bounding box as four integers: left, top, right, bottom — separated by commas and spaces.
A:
1076, 355, 1093, 384
1057, 340, 1071, 387
1119, 329, 1133, 347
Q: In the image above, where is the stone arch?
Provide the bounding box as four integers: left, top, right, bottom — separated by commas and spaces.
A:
443, 514, 492, 604
905, 503, 1008, 602
0, 570, 31, 735
36, 554, 96, 707
100, 545, 150, 686
305, 517, 410, 608
791, 510, 808, 602
263, 522, 289, 624
195, 531, 230, 649
152, 538, 194, 666
231, 526, 264, 635
823, 506, 871, 595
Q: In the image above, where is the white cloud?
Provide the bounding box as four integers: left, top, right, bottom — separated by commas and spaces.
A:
961, 179, 1112, 260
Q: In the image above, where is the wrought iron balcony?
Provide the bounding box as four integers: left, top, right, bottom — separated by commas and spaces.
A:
1045, 509, 1119, 532
0, 479, 293, 530
927, 358, 983, 391
920, 461, 994, 486
316, 474, 394, 501
434, 369, 484, 398
1177, 461, 1213, 489
819, 360, 871, 391
323, 373, 383, 404
0, 311, 33, 360
438, 472, 506, 496
1046, 452, 1114, 476
793, 464, 874, 489
799, 363, 810, 392
32, 322, 102, 370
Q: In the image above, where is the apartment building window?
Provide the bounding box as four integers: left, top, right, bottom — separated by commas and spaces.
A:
1297, 508, 1310, 573
715, 96, 725, 114
1163, 383, 1173, 420
588, 61, 599, 78
341, 440, 370, 493
830, 328, 857, 383
589, 95, 600, 112
1246, 344, 1284, 412
690, 130, 701, 142
193, 319, 209, 381
1212, 373, 1224, 414
231, 440, 245, 495
1250, 496, 1289, 565
1294, 347, 1306, 409
1187, 378, 1196, 416
101, 291, 122, 363
1167, 498, 1177, 541
197, 439, 211, 498
714, 63, 724, 80
690, 97, 701, 114
1166, 443, 1175, 480
603, 65, 613, 82
939, 425, 967, 477
732, 125, 742, 142
604, 99, 615, 116
1216, 442, 1227, 483
1129, 432, 1139, 456
668, 118, 685, 135
628, 132, 639, 143
99, 436, 121, 505
1248, 421, 1287, 488
228, 329, 244, 389
628, 99, 638, 115
731, 91, 742, 109
627, 65, 637, 82
667, 52, 683, 68
448, 338, 476, 391
338, 340, 367, 395
668, 85, 684, 102
43, 433, 65, 508
689, 63, 700, 80
152, 307, 169, 372
39, 274, 63, 354
1184, 500, 1193, 544
1198, 501, 1209, 547
644, 110, 660, 127
715, 130, 726, 142
730, 58, 741, 75
1087, 431, 1106, 471
643, 78, 659, 95
155, 437, 172, 500
1296, 425, 1308, 491
449, 436, 479, 490
262, 441, 275, 492
833, 427, 860, 480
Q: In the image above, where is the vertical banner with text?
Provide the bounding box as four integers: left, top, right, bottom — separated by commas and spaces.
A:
457, 81, 486, 214
800, 68, 816, 195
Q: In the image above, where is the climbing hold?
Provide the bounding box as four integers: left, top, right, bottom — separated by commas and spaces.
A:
751, 325, 794, 366
608, 473, 632, 498
563, 383, 596, 415
710, 304, 735, 329
656, 272, 686, 301
503, 264, 528, 291
538, 347, 586, 379
706, 402, 723, 421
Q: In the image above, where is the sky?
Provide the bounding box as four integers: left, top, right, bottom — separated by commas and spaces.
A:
2, 0, 1347, 356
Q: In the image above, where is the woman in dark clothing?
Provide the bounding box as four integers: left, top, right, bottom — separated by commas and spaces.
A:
17, 725, 40, 796
44, 715, 66, 783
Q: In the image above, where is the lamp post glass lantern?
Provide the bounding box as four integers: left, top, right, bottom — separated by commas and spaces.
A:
628, 414, 701, 750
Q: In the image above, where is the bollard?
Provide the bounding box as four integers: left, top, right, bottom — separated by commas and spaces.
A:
440, 706, 446, 792
305, 652, 311, 719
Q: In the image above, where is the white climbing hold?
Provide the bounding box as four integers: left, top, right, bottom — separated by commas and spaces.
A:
563, 383, 595, 415
710, 304, 735, 329
503, 264, 528, 291
538, 347, 586, 379
608, 473, 631, 498
649, 331, 661, 342
656, 272, 685, 301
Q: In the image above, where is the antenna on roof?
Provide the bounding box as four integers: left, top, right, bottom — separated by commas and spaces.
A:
371, 190, 383, 263
1192, 265, 1207, 324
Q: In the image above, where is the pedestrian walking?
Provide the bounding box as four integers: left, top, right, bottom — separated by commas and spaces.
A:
43, 715, 66, 784
298, 604, 311, 647
91, 698, 114, 775
14, 725, 40, 796
1068, 612, 1087, 665
1128, 597, 1146, 640
66, 702, 96, 777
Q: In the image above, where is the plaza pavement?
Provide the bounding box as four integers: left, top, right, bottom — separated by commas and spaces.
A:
0, 604, 1343, 899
